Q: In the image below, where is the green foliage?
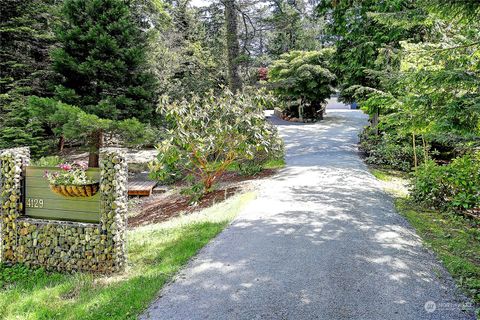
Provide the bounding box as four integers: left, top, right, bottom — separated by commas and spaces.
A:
316, 0, 426, 103
412, 154, 480, 211
243, 86, 285, 110
149, 1, 226, 101
151, 89, 284, 200
31, 156, 65, 167
237, 162, 264, 176
268, 50, 336, 118
52, 0, 158, 123
237, 119, 285, 176
266, 0, 321, 57
0, 98, 55, 157
359, 127, 427, 171
395, 198, 480, 308
148, 139, 183, 184
27, 96, 156, 150
335, 1, 479, 148
262, 158, 286, 170
0, 264, 48, 289
0, 0, 57, 105
1, 0, 160, 160
0, 0, 58, 156
391, 37, 480, 143
44, 162, 96, 186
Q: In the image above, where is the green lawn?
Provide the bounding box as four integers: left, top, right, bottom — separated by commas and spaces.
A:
369, 167, 479, 314
261, 158, 286, 170
369, 167, 408, 182
0, 192, 255, 320
396, 199, 480, 309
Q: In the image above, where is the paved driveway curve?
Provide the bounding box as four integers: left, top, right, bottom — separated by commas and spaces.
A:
141, 110, 474, 320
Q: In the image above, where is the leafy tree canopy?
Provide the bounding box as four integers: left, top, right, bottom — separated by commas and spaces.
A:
268, 50, 336, 108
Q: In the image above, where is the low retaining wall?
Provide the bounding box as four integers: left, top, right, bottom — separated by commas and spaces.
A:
0, 147, 128, 273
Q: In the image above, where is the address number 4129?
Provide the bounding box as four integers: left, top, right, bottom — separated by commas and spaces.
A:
26, 198, 44, 208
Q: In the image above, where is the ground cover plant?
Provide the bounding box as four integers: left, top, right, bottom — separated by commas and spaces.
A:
396, 199, 480, 312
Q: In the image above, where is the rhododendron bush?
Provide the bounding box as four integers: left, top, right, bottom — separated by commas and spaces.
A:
150, 89, 284, 201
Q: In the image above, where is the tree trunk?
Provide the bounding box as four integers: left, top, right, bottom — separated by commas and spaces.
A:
412, 132, 418, 172
298, 97, 304, 121
372, 107, 380, 134
224, 0, 242, 92
311, 100, 323, 120
58, 136, 65, 151
88, 130, 103, 168
259, 30, 264, 55
421, 136, 428, 165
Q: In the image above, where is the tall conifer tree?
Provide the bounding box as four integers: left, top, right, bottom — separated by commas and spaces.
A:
0, 0, 58, 156
53, 0, 158, 166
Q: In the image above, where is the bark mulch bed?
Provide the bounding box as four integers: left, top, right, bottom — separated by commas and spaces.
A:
128, 169, 278, 228
129, 187, 239, 228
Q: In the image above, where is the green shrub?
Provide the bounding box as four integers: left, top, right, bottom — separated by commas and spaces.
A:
0, 100, 55, 158
30, 156, 65, 167
412, 153, 480, 211
268, 50, 336, 119
359, 127, 426, 171
411, 160, 447, 208
148, 139, 183, 185
243, 86, 285, 110
0, 264, 47, 289
237, 127, 285, 176
237, 162, 264, 176
152, 89, 284, 201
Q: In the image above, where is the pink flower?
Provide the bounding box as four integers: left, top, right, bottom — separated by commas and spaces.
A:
43, 170, 49, 178
75, 161, 88, 170
59, 163, 72, 171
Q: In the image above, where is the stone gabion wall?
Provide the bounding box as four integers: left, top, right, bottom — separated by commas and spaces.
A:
0, 147, 30, 263
99, 148, 128, 272
0, 147, 128, 273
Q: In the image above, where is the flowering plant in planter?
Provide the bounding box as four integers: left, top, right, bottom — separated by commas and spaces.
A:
44, 162, 99, 197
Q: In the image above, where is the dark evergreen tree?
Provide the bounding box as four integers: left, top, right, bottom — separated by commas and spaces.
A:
53, 0, 158, 123
52, 0, 158, 166
316, 0, 426, 103
0, 0, 58, 156
0, 0, 57, 103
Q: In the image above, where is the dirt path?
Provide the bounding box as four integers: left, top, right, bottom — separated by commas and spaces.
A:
141, 110, 475, 320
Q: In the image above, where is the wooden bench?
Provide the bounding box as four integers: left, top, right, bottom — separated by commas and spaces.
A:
128, 181, 157, 196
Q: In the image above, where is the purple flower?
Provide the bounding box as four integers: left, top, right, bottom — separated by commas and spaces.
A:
43, 170, 49, 178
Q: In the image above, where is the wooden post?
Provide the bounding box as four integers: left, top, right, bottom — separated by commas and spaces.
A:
412, 132, 418, 172
422, 136, 428, 165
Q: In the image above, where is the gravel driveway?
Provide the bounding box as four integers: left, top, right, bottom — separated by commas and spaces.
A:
141, 110, 475, 320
